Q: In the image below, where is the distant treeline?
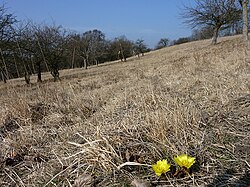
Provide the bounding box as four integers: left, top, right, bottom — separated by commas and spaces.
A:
0, 4, 151, 83
0, 1, 247, 83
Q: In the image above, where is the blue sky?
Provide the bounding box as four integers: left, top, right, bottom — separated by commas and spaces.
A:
6, 0, 195, 48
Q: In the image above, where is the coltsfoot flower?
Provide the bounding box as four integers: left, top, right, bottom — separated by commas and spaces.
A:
174, 154, 195, 169
152, 159, 171, 176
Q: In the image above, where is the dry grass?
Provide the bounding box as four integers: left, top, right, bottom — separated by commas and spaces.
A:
0, 35, 249, 186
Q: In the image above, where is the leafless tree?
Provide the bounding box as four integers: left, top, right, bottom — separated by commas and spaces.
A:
155, 38, 169, 49
182, 0, 241, 45
78, 30, 106, 69
134, 39, 147, 57
13, 21, 35, 84
0, 4, 16, 83
111, 36, 133, 62
32, 24, 65, 81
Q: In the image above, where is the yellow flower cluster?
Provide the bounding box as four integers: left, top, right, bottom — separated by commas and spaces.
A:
152, 154, 195, 176
152, 159, 171, 176
174, 154, 196, 169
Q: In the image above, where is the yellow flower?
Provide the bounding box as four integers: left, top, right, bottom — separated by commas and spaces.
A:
152, 159, 171, 176
174, 154, 195, 169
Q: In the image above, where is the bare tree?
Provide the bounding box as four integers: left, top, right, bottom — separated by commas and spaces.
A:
134, 39, 147, 57
111, 36, 133, 62
77, 30, 106, 69
63, 33, 78, 68
155, 38, 169, 49
0, 4, 16, 83
32, 24, 65, 81
182, 0, 241, 45
13, 21, 35, 84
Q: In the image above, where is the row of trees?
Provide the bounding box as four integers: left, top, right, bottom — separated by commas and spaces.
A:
0, 5, 149, 83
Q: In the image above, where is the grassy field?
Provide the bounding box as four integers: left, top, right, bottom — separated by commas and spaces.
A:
0, 35, 249, 186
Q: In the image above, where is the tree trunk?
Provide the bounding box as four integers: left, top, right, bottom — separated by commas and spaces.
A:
242, 0, 249, 46
13, 55, 20, 78
37, 61, 42, 82
71, 47, 75, 69
119, 43, 125, 62
118, 51, 123, 62
86, 54, 89, 69
25, 72, 30, 84
1, 71, 6, 83
84, 58, 88, 69
212, 26, 220, 45
51, 69, 60, 82
37, 73, 42, 82
31, 58, 36, 74
0, 48, 9, 81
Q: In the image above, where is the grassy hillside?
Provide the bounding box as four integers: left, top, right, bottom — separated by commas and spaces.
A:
0, 35, 249, 186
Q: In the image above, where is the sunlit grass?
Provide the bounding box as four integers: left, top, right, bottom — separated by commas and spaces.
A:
0, 35, 249, 186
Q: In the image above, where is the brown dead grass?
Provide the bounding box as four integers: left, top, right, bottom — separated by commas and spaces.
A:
0, 35, 249, 186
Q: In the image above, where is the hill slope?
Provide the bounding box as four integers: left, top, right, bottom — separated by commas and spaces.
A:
0, 35, 249, 186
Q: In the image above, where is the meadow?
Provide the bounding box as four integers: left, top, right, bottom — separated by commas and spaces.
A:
0, 35, 249, 186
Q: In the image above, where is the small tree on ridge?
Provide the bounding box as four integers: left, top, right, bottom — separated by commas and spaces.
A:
182, 0, 241, 45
